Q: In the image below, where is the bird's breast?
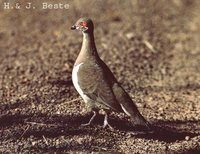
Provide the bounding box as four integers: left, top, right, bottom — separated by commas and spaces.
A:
72, 63, 84, 95
72, 62, 91, 102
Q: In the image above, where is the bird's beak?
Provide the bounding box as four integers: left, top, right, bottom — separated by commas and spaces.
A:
71, 24, 88, 32
71, 25, 76, 30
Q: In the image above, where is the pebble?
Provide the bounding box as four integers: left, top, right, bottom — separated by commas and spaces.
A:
185, 136, 190, 141
126, 32, 135, 40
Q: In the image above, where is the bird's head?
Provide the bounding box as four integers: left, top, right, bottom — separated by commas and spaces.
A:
71, 17, 94, 33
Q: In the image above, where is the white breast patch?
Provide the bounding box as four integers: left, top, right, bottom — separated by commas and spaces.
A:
72, 63, 90, 102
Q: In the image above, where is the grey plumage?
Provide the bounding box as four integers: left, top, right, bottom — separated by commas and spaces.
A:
71, 17, 150, 129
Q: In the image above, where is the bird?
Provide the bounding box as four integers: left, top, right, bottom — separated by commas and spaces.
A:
71, 17, 150, 130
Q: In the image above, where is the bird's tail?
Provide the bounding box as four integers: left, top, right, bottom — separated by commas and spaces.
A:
130, 112, 152, 130
112, 84, 152, 131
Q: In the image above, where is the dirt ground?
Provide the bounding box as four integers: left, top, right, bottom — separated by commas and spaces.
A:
0, 0, 200, 153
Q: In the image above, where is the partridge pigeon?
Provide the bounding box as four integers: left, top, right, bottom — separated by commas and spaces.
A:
71, 17, 150, 129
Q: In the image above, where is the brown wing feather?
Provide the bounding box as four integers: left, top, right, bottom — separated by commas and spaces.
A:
77, 62, 122, 112
112, 83, 149, 127
98, 59, 149, 126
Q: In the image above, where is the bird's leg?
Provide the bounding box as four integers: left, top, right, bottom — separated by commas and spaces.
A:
81, 111, 97, 127
102, 112, 114, 130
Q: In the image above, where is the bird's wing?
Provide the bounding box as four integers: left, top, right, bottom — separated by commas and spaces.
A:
77, 60, 149, 127
77, 63, 122, 112
99, 59, 149, 126
112, 83, 150, 127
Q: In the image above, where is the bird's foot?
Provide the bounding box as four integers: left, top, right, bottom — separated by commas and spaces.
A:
102, 113, 114, 130
81, 111, 97, 127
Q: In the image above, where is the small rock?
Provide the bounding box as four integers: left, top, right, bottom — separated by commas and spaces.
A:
63, 63, 70, 71
126, 32, 135, 40
56, 110, 60, 114
185, 136, 190, 141
31, 141, 36, 146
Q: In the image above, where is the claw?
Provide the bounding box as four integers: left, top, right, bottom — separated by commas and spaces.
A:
81, 111, 97, 127
102, 113, 114, 130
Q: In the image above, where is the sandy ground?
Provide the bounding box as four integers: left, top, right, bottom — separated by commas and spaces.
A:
0, 0, 200, 153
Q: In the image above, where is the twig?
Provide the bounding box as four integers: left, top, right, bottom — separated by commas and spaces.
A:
42, 135, 49, 145
25, 121, 57, 127
143, 40, 157, 53
60, 97, 81, 106
20, 125, 30, 138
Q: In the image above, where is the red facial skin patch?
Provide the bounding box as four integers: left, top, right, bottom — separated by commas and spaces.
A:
82, 22, 87, 27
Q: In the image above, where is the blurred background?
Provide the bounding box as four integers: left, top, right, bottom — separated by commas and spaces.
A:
0, 0, 200, 153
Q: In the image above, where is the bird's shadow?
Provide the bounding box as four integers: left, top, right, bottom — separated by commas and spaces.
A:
1, 81, 199, 144
1, 112, 199, 143
133, 120, 200, 143
90, 114, 200, 143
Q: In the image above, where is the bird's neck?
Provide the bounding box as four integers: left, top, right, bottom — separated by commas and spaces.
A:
75, 32, 99, 66
81, 32, 97, 55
